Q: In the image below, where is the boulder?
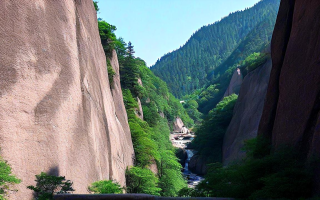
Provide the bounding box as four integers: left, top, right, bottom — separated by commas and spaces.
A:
176, 148, 188, 167
188, 155, 207, 175
173, 117, 184, 132
0, 1, 134, 199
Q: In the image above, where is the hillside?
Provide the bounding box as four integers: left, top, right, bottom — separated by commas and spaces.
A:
151, 0, 279, 98
97, 5, 198, 195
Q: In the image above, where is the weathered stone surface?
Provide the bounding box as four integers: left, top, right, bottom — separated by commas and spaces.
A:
223, 59, 272, 165
135, 97, 144, 120
189, 155, 207, 175
173, 117, 184, 132
223, 68, 243, 97
0, 1, 134, 199
258, 0, 320, 192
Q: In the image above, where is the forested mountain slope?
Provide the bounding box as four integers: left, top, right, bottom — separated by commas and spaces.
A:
96, 3, 198, 196
151, 0, 280, 98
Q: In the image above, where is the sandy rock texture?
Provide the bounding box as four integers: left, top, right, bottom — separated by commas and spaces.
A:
223, 69, 243, 97
0, 1, 134, 199
173, 117, 185, 132
135, 97, 144, 120
223, 59, 272, 165
258, 0, 320, 192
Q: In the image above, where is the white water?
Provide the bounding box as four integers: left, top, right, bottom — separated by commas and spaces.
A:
183, 149, 203, 187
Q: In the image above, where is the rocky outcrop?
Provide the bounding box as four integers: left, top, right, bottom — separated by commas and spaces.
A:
223, 59, 272, 165
173, 117, 184, 132
223, 68, 243, 97
0, 1, 134, 199
176, 148, 188, 167
188, 155, 207, 175
135, 97, 144, 120
258, 0, 320, 192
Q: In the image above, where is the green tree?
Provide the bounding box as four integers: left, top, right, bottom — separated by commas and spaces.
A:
0, 156, 21, 200
98, 20, 117, 57
27, 172, 74, 200
88, 180, 123, 194
125, 167, 161, 195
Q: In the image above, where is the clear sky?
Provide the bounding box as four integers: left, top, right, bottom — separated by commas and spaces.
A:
97, 0, 261, 67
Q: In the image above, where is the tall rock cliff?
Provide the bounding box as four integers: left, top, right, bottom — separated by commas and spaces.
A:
258, 0, 320, 192
223, 59, 272, 165
0, 1, 134, 199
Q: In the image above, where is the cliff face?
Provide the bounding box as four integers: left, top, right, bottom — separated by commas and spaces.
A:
0, 1, 134, 199
223, 59, 272, 165
258, 0, 320, 191
223, 68, 243, 98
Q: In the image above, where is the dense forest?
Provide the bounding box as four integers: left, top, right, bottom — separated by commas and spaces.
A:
151, 0, 280, 98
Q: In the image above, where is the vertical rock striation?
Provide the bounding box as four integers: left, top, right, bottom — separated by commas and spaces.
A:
0, 1, 134, 199
223, 59, 272, 165
258, 0, 320, 192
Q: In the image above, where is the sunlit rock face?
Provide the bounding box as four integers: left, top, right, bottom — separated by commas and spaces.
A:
223, 59, 272, 165
0, 1, 134, 199
258, 0, 320, 193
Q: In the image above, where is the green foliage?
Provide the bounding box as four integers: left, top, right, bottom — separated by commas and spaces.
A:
88, 180, 123, 194
98, 20, 117, 57
193, 137, 314, 200
107, 59, 116, 85
151, 0, 280, 98
96, 9, 192, 197
0, 156, 21, 200
192, 94, 238, 163
27, 172, 74, 200
125, 167, 161, 195
93, 1, 99, 12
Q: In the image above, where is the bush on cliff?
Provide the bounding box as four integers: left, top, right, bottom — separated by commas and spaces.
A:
88, 180, 123, 194
125, 167, 161, 195
0, 156, 21, 200
27, 172, 74, 200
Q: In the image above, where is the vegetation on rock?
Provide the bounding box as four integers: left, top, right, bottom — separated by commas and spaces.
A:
0, 156, 20, 200
88, 180, 123, 194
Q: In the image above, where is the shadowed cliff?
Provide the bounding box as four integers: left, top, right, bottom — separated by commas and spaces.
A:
258, 0, 320, 193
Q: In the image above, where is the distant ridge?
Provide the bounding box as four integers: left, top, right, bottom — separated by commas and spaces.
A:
151, 0, 280, 98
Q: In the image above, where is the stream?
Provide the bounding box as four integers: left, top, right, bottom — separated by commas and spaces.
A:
183, 149, 204, 188
170, 132, 204, 188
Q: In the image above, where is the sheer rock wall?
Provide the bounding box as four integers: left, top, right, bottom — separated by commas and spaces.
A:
0, 1, 134, 199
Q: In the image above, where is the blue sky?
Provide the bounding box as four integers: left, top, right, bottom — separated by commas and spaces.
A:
97, 0, 261, 66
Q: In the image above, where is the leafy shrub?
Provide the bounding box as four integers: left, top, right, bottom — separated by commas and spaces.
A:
125, 167, 161, 195
27, 172, 74, 200
88, 180, 123, 194
0, 156, 20, 200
